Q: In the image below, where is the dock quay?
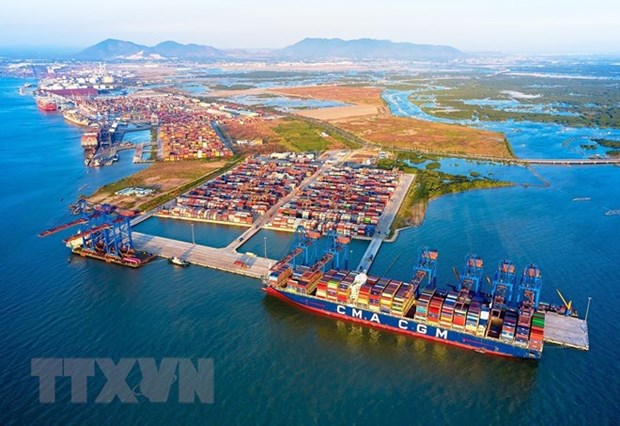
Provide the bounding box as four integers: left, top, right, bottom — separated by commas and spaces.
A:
357, 173, 414, 271
132, 232, 275, 279
133, 142, 158, 163
543, 313, 589, 350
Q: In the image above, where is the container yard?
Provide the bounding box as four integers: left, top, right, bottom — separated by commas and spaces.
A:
158, 153, 320, 226
36, 89, 248, 166
160, 113, 232, 161
264, 228, 590, 359
266, 166, 402, 238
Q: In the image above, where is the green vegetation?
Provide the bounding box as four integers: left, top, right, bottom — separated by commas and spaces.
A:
273, 117, 360, 152
397, 151, 436, 163
593, 138, 620, 149
137, 159, 241, 211
407, 75, 620, 128
580, 144, 598, 150
425, 161, 440, 170
378, 158, 511, 229
607, 150, 620, 157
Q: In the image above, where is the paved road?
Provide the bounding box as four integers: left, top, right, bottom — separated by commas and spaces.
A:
357, 173, 415, 272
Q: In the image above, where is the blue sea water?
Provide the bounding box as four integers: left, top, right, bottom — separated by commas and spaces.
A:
1, 76, 619, 425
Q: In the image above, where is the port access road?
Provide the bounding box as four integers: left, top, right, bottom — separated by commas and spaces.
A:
357, 173, 415, 272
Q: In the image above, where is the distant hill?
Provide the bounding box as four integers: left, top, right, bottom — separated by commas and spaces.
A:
152, 41, 225, 59
277, 38, 463, 61
75, 37, 463, 61
77, 39, 147, 60
76, 39, 225, 60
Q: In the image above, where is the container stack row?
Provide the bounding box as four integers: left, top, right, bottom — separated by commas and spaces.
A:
159, 155, 319, 225
268, 166, 401, 237
500, 310, 518, 342
160, 112, 233, 161
280, 261, 546, 348
515, 307, 534, 346
528, 312, 545, 350
439, 291, 458, 328
76, 94, 240, 160
287, 265, 323, 296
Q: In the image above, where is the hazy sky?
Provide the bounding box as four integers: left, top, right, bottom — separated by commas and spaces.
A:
2, 0, 619, 53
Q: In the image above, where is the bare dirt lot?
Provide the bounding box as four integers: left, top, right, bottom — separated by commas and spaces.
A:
270, 86, 385, 106
333, 115, 510, 158
212, 84, 512, 158
295, 104, 382, 120
88, 160, 226, 209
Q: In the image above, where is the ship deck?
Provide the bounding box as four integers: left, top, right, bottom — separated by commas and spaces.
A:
543, 313, 589, 351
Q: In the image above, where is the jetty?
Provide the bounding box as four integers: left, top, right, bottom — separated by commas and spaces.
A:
132, 232, 275, 279
522, 158, 620, 166
542, 313, 589, 351
357, 174, 414, 272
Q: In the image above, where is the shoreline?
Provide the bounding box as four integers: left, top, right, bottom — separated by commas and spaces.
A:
154, 213, 253, 229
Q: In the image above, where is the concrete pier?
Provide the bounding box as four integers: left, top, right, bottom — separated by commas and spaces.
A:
543, 313, 590, 350
132, 232, 275, 279
357, 173, 414, 272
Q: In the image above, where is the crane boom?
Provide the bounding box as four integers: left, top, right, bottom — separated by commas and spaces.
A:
38, 218, 87, 238
556, 289, 572, 311
63, 223, 112, 244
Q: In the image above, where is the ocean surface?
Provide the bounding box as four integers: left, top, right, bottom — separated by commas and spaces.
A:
1, 76, 619, 425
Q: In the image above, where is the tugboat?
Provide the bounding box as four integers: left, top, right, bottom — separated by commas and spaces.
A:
168, 256, 190, 267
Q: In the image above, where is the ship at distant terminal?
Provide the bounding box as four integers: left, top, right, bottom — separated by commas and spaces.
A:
63, 110, 90, 127
36, 97, 57, 112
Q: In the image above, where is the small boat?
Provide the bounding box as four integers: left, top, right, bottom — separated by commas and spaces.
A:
168, 256, 190, 267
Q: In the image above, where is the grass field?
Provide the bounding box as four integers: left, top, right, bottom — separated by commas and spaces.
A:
88, 159, 233, 210
272, 118, 355, 151
334, 114, 512, 158
272, 86, 384, 106
223, 116, 358, 152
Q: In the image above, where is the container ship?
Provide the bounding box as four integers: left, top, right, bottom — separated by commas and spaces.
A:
264, 227, 573, 360
81, 127, 100, 150
63, 110, 90, 127
36, 97, 57, 111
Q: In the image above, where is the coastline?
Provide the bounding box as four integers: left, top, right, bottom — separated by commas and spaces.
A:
154, 213, 253, 229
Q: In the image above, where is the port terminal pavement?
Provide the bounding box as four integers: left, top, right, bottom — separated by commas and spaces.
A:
133, 149, 414, 277
132, 150, 359, 278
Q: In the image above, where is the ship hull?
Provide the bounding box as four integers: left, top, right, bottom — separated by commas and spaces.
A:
37, 101, 57, 111
265, 286, 541, 360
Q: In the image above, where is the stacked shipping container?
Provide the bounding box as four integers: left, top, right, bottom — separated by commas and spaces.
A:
160, 155, 319, 225
268, 166, 400, 238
